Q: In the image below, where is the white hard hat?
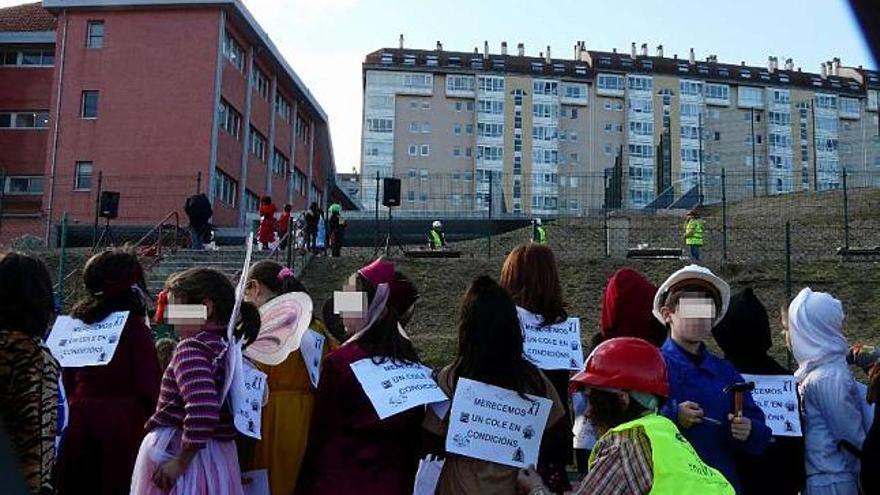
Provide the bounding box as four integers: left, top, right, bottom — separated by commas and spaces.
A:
432, 220, 442, 229
652, 265, 730, 325
534, 218, 542, 225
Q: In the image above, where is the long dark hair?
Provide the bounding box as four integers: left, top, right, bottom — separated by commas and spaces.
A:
247, 260, 307, 297
71, 248, 148, 324
0, 252, 54, 338
454, 276, 544, 397
164, 268, 261, 346
355, 272, 420, 365
500, 244, 567, 326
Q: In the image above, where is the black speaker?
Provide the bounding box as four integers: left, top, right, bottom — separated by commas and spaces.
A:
99, 191, 120, 219
382, 177, 401, 207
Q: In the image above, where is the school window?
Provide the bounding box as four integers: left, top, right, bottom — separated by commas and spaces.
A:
222, 30, 245, 72
0, 48, 54, 66
219, 99, 242, 139
81, 91, 99, 119
245, 190, 260, 213
3, 176, 43, 195
252, 68, 269, 99
293, 169, 307, 196
214, 169, 238, 206
249, 127, 267, 162
86, 20, 105, 48
274, 94, 291, 122
0, 111, 49, 129
295, 115, 311, 140
272, 149, 288, 176
74, 161, 93, 191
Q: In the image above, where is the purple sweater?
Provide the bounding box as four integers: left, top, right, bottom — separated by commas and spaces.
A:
145, 328, 236, 449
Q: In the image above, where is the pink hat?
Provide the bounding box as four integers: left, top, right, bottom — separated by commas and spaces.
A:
358, 258, 395, 286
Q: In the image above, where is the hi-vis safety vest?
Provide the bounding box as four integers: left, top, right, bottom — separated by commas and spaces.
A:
534, 225, 547, 244
589, 414, 734, 495
429, 229, 443, 248
685, 219, 704, 246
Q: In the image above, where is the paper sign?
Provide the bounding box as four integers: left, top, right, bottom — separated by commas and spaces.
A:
46, 311, 130, 367
232, 359, 267, 439
446, 377, 553, 468
573, 414, 598, 450
350, 358, 447, 420
517, 308, 584, 371
300, 328, 326, 388
412, 455, 445, 495
241, 469, 269, 495
740, 374, 802, 437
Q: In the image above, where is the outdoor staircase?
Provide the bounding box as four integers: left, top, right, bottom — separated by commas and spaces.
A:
145, 247, 249, 295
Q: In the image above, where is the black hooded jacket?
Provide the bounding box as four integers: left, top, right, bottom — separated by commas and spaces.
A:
713, 287, 806, 495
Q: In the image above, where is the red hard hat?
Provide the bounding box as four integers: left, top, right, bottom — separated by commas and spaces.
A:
570, 337, 670, 398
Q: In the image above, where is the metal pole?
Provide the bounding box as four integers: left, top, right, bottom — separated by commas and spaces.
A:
751, 107, 757, 198
196, 171, 202, 194
487, 171, 493, 259
57, 212, 68, 307
286, 213, 294, 269
785, 220, 793, 371
92, 171, 103, 248
843, 167, 849, 251
374, 170, 380, 252
698, 111, 704, 206
721, 168, 728, 262
603, 207, 609, 258
810, 99, 818, 191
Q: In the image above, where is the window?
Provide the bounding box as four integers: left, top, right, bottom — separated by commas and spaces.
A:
222, 30, 245, 72
453, 124, 462, 135
74, 162, 93, 190
597, 74, 625, 92
714, 131, 721, 141
571, 108, 578, 119
423, 102, 432, 110
680, 80, 703, 97
252, 68, 269, 99
420, 144, 430, 156
366, 118, 393, 133
770, 89, 791, 105
532, 80, 559, 96
629, 121, 653, 136
768, 111, 791, 126
214, 170, 238, 206
476, 145, 503, 161
738, 86, 764, 108
293, 168, 306, 196
569, 132, 578, 142
478, 122, 504, 138
453, 146, 462, 157
409, 122, 419, 133
81, 91, 99, 118
274, 94, 291, 122
272, 149, 288, 175
245, 190, 260, 213
422, 122, 431, 133
570, 152, 579, 162
0, 48, 54, 66
465, 147, 472, 157
563, 84, 587, 99
4, 176, 43, 195
628, 75, 652, 92
680, 147, 700, 162
478, 100, 504, 115
219, 99, 241, 139
465, 124, 473, 134
532, 125, 557, 141
533, 103, 558, 119
466, 101, 474, 112
402, 73, 431, 88
628, 97, 653, 114
408, 144, 417, 156
680, 102, 701, 118
86, 20, 105, 48
628, 144, 654, 158
840, 97, 860, 117
249, 126, 267, 162
604, 144, 612, 155
704, 83, 729, 102
680, 125, 700, 140
477, 76, 505, 93
0, 111, 49, 129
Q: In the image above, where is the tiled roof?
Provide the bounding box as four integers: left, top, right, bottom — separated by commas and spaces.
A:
0, 2, 56, 32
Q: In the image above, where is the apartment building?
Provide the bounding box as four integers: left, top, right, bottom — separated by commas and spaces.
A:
361, 39, 879, 213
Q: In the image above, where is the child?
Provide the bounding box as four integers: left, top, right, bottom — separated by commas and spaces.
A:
258, 196, 277, 250
654, 265, 771, 493
130, 268, 260, 495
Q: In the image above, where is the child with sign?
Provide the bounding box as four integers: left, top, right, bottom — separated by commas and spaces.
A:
713, 288, 805, 495
500, 244, 576, 493
423, 276, 566, 495
242, 260, 338, 494
654, 265, 771, 493
0, 252, 60, 494
131, 268, 261, 495
297, 263, 425, 495
55, 249, 161, 495
785, 288, 870, 495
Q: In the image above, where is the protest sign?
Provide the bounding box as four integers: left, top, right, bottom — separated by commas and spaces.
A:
446, 378, 553, 468
46, 311, 130, 367
412, 455, 444, 495
518, 308, 584, 371
300, 328, 326, 388
740, 374, 802, 437
231, 359, 268, 440
350, 358, 447, 420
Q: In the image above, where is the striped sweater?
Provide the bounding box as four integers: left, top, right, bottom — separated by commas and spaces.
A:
145, 329, 236, 449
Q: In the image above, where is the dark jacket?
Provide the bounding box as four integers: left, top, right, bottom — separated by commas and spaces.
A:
713, 287, 806, 495
184, 193, 212, 228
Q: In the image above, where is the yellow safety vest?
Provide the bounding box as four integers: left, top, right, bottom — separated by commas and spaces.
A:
534, 225, 547, 244
589, 414, 734, 495
685, 219, 704, 246
429, 229, 443, 248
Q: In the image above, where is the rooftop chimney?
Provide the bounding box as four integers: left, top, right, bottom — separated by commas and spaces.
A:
631, 42, 637, 58
641, 43, 648, 57
612, 47, 617, 54
741, 61, 746, 66
673, 53, 678, 60
657, 44, 664, 57
578, 41, 589, 62
436, 40, 442, 51
832, 57, 840, 76
517, 42, 525, 57
784, 58, 794, 71
688, 47, 695, 65
820, 62, 827, 78
768, 56, 775, 73
501, 41, 508, 56
539, 51, 543, 59
398, 34, 404, 49
483, 40, 489, 59
545, 45, 551, 63
473, 47, 478, 55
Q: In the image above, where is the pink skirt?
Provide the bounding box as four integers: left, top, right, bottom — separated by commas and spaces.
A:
130, 427, 243, 495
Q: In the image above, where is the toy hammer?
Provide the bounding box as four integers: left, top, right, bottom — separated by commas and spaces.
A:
723, 381, 755, 417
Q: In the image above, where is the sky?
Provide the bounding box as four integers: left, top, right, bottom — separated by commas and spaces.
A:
3, 0, 875, 174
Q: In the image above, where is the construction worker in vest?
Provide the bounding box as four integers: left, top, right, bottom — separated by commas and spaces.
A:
532, 218, 547, 245
428, 220, 446, 250
518, 337, 735, 495
685, 210, 704, 261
